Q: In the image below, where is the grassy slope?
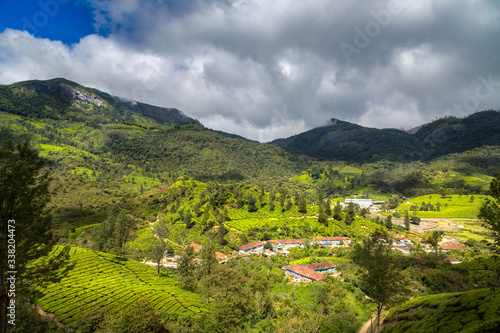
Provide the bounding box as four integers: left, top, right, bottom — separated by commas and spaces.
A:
396, 194, 486, 219
33, 246, 205, 329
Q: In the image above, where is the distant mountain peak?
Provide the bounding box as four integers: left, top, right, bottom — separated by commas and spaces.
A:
328, 118, 340, 126
1, 78, 198, 126
272, 110, 500, 163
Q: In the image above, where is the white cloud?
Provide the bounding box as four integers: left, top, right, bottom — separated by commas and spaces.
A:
360, 93, 424, 130
1, 0, 499, 141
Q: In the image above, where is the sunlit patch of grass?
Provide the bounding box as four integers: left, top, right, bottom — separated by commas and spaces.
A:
71, 167, 96, 179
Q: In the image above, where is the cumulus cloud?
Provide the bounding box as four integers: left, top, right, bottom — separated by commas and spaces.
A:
1, 0, 500, 141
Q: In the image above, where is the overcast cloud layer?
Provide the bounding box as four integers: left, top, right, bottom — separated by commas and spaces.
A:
1, 0, 500, 141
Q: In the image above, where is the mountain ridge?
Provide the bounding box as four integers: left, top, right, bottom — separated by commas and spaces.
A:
0, 78, 198, 126
271, 110, 500, 163
1, 78, 499, 165
0, 78, 303, 188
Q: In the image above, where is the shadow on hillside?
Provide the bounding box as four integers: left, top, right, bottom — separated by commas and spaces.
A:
27, 246, 75, 299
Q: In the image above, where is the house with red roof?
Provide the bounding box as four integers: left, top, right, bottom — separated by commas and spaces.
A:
304, 262, 336, 273
284, 262, 337, 283
238, 241, 264, 253
312, 237, 351, 247
439, 242, 470, 251
238, 237, 352, 254
285, 264, 324, 283
444, 257, 462, 264
269, 239, 305, 249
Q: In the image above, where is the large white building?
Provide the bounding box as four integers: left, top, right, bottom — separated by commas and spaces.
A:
343, 198, 373, 208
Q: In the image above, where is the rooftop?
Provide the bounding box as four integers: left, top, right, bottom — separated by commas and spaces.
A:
439, 243, 469, 251
269, 239, 305, 244
444, 257, 462, 264
312, 237, 350, 242
304, 262, 336, 271
239, 241, 264, 251
287, 264, 324, 282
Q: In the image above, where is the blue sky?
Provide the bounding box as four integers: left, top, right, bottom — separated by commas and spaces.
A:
0, 0, 499, 142
0, 0, 97, 44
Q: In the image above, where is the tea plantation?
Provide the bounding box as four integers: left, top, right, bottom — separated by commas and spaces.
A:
383, 288, 500, 333
34, 246, 205, 329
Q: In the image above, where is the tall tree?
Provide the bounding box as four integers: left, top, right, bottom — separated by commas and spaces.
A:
247, 193, 258, 213
404, 211, 410, 231
385, 215, 393, 230
297, 195, 307, 214
217, 214, 227, 246
479, 173, 500, 290
199, 238, 218, 279
184, 210, 193, 229
279, 190, 286, 208
344, 203, 355, 225
199, 265, 252, 331
333, 201, 343, 221
113, 210, 135, 252
318, 205, 328, 226
479, 172, 500, 259
93, 206, 135, 253
177, 245, 196, 291
324, 199, 332, 216
0, 140, 54, 332
269, 191, 276, 204
423, 230, 444, 258
352, 230, 407, 333
150, 239, 166, 278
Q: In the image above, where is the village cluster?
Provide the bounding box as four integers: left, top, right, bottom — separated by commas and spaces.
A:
235, 233, 468, 283
150, 198, 472, 283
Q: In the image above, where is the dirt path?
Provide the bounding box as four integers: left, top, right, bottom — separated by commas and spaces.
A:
359, 311, 388, 333
359, 317, 374, 333
36, 305, 65, 329
225, 223, 242, 232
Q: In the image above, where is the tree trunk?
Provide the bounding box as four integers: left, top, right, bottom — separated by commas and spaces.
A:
376, 304, 382, 333
0, 293, 7, 333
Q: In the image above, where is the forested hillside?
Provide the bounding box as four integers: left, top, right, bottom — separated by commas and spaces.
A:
272, 111, 500, 163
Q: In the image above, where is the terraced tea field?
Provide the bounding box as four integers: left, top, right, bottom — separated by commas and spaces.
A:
383, 288, 500, 333
226, 207, 384, 238
34, 246, 205, 329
